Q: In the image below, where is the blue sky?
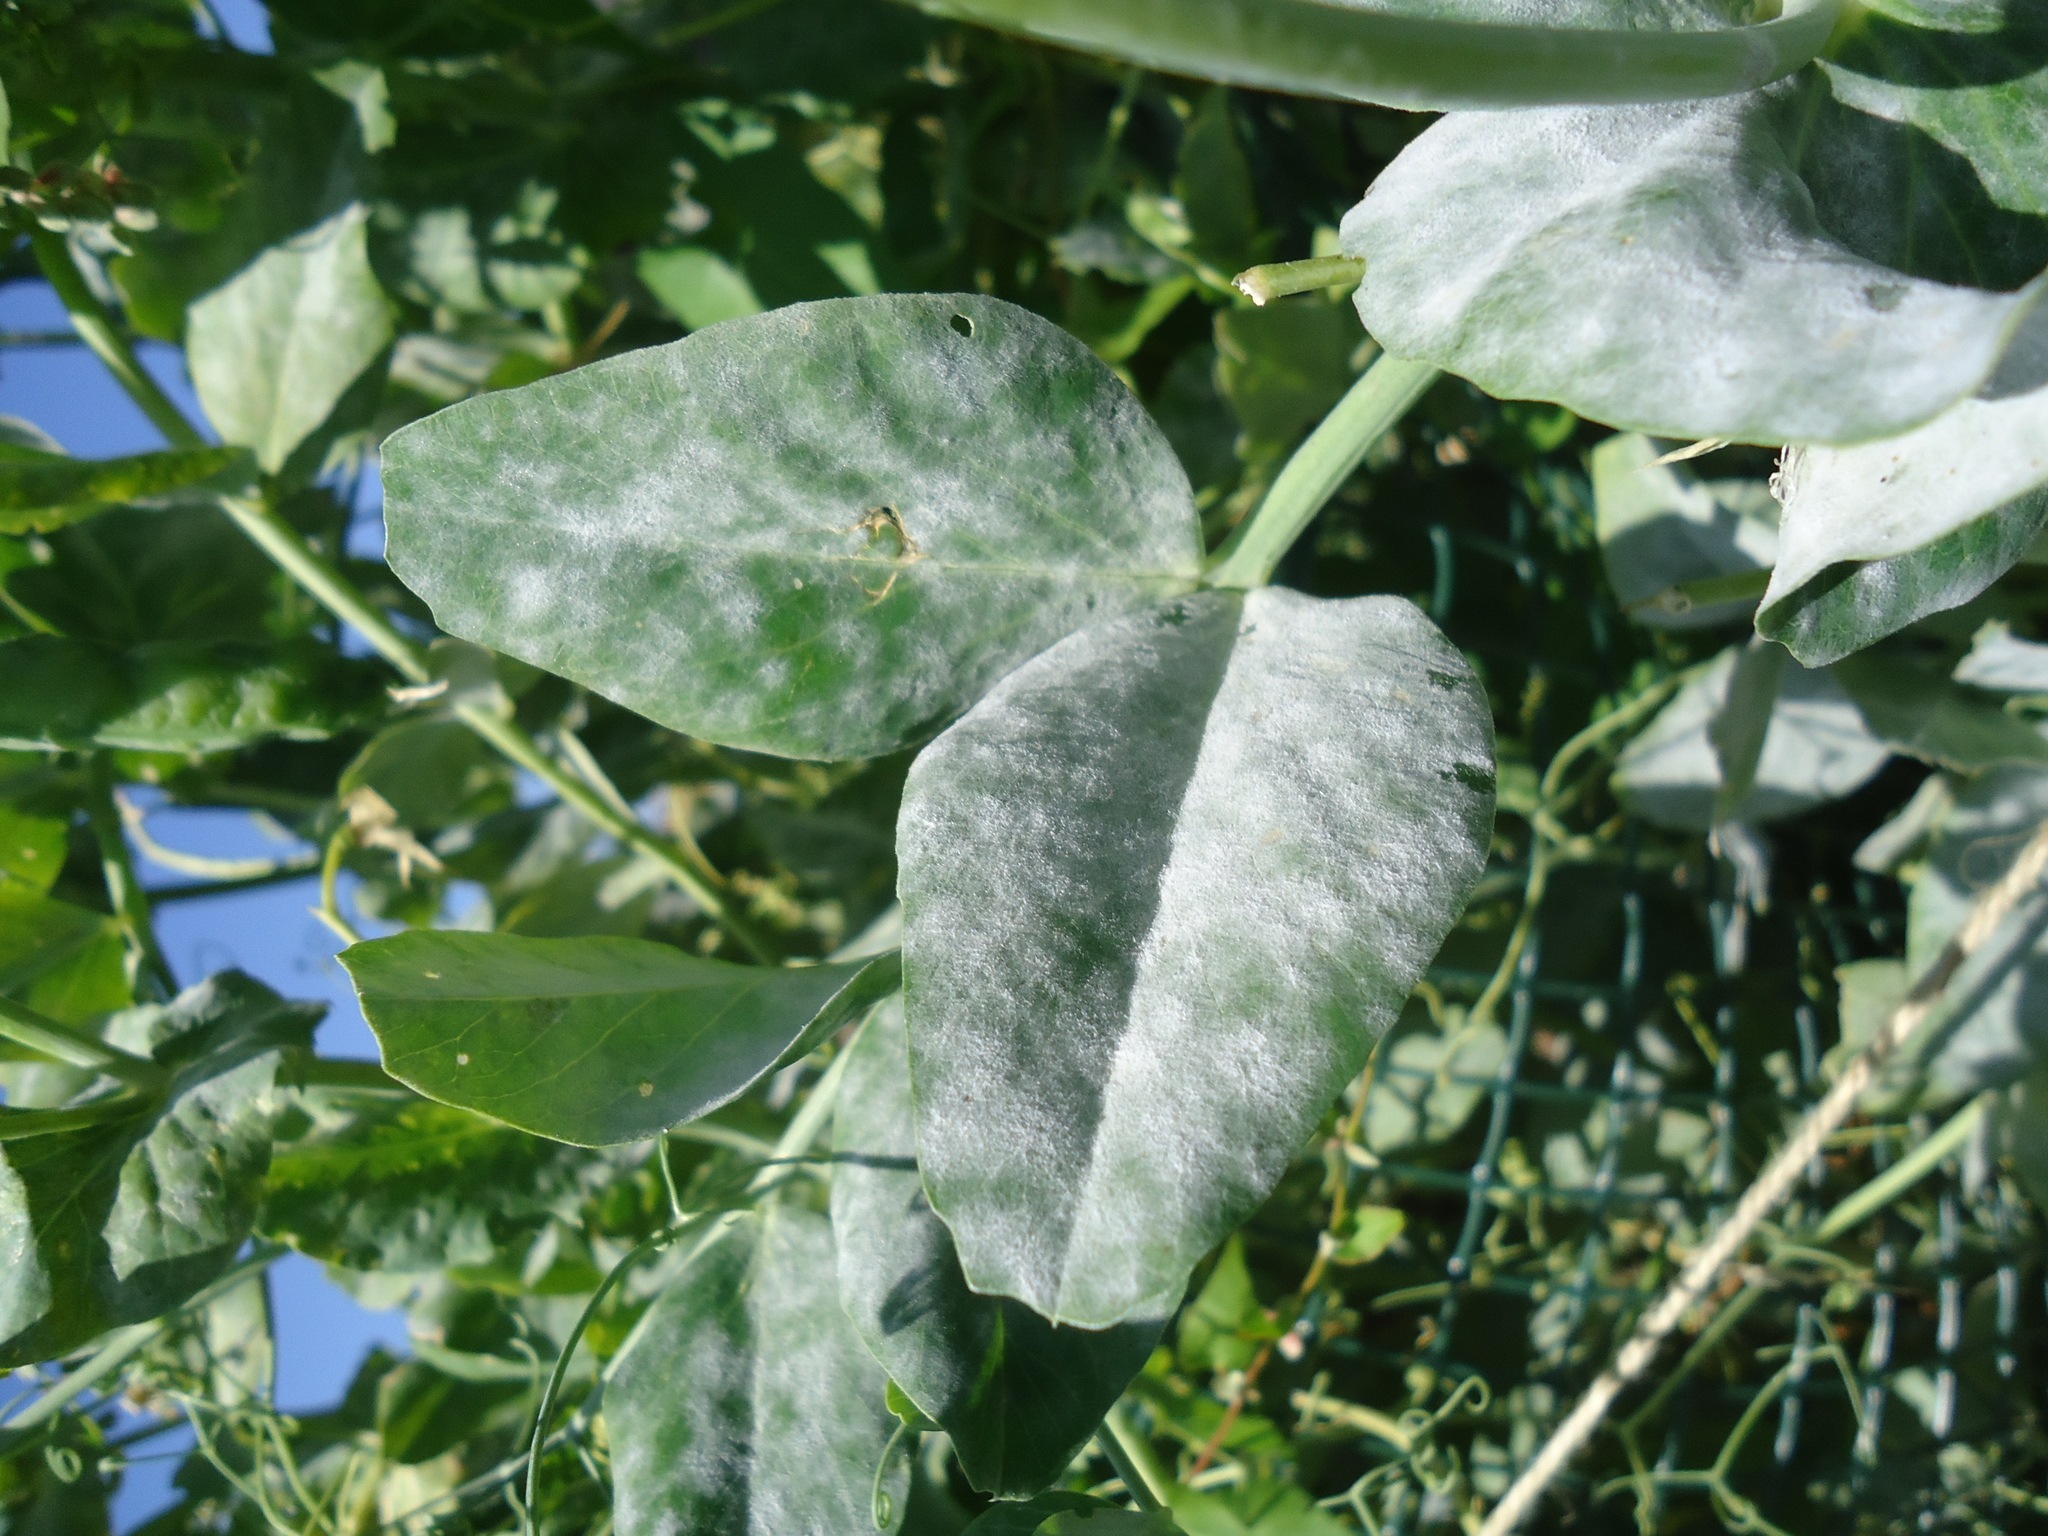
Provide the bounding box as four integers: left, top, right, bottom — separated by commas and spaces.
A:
2, 2, 419, 1523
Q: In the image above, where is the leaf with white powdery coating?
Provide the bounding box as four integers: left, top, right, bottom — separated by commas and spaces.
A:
901, 0, 1835, 111
608, 1206, 905, 1536
832, 997, 1164, 1497
1757, 382, 2048, 665
383, 293, 1202, 761
187, 203, 396, 474
899, 589, 1494, 1326
1341, 89, 2046, 445
342, 930, 900, 1146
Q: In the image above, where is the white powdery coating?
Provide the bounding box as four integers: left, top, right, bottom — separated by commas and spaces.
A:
1341, 95, 2040, 445
899, 589, 1495, 1326
1765, 383, 2048, 608
1613, 647, 1890, 831
0, 1152, 49, 1349
383, 293, 1201, 760
608, 1209, 900, 1536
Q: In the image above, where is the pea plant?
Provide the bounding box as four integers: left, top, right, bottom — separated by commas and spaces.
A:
1, 0, 2047, 1533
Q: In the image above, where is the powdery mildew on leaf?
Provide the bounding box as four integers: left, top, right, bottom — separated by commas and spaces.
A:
382, 293, 1202, 761
1760, 383, 2048, 665
608, 1207, 903, 1536
1612, 646, 1889, 830
898, 589, 1495, 1326
831, 997, 1163, 1496
1342, 92, 2045, 444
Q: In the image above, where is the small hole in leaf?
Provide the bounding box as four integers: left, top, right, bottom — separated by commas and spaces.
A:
949, 312, 974, 338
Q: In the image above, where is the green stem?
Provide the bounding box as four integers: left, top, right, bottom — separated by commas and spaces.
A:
215, 494, 431, 684
1232, 255, 1366, 306
0, 993, 165, 1089
1204, 352, 1439, 590
1098, 1401, 1174, 1512
1810, 1094, 1986, 1244
0, 1245, 282, 1440
456, 704, 775, 962
295, 1058, 409, 1094
0, 1096, 150, 1140
29, 231, 204, 450
87, 759, 177, 1001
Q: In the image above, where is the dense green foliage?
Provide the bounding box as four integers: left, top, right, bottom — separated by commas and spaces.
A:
3, 1, 2048, 1534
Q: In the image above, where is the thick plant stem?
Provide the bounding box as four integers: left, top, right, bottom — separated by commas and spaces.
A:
0, 994, 164, 1089
1810, 1093, 1987, 1244
1099, 1401, 1173, 1512
1477, 818, 2048, 1536
87, 758, 177, 1001
1232, 255, 1365, 306
1204, 352, 1439, 590
29, 231, 204, 450
37, 243, 775, 962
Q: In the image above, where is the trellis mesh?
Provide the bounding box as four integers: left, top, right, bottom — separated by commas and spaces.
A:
1208, 421, 2048, 1536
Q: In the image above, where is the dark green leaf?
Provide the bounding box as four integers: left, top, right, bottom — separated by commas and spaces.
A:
832, 997, 1163, 1496
383, 294, 1203, 760
0, 807, 67, 894
1822, 3, 2048, 218
1342, 89, 2047, 444
960, 1493, 1121, 1536
258, 1096, 610, 1272
1836, 654, 2048, 772
0, 447, 252, 536
608, 1205, 905, 1536
187, 203, 396, 473
1757, 385, 2048, 665
899, 590, 1493, 1325
342, 931, 901, 1145
0, 973, 318, 1367
0, 637, 380, 753
0, 884, 131, 1029
901, 0, 1834, 110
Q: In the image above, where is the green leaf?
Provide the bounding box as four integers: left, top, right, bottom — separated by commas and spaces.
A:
1612, 645, 1890, 831
338, 715, 509, 833
0, 973, 317, 1367
1821, 3, 2048, 218
1341, 89, 2047, 445
1757, 384, 2048, 665
1590, 433, 1776, 630
1214, 302, 1362, 454
832, 997, 1164, 1497
187, 203, 396, 474
1361, 1018, 1507, 1154
608, 1206, 905, 1536
310, 61, 396, 155
1835, 654, 2048, 772
0, 637, 379, 753
0, 807, 66, 894
383, 293, 1203, 761
0, 446, 251, 536
900, 0, 1835, 110
0, 884, 131, 1029
960, 1493, 1123, 1536
1956, 621, 2048, 692
1895, 762, 2048, 1103
899, 590, 1493, 1326
637, 245, 764, 330
258, 1097, 609, 1272
341, 931, 901, 1146
1330, 1205, 1404, 1266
